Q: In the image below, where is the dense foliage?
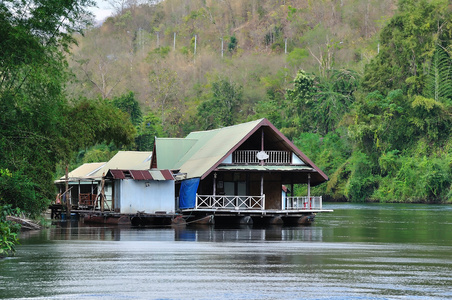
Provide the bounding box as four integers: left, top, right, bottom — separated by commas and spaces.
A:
0, 0, 135, 229
304, 0, 452, 203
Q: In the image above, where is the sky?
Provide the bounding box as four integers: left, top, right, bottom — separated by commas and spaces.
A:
88, 0, 114, 23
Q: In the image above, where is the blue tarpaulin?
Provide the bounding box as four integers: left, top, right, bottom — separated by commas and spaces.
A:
179, 178, 200, 209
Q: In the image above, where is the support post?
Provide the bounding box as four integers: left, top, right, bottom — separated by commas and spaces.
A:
213, 173, 217, 196
65, 164, 70, 215
173, 32, 176, 51
195, 193, 199, 209
100, 174, 105, 212
260, 128, 264, 166
307, 173, 311, 208
78, 180, 81, 206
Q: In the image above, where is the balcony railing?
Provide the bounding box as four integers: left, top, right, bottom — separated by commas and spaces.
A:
285, 196, 322, 210
196, 194, 265, 210
193, 195, 323, 211
233, 150, 291, 165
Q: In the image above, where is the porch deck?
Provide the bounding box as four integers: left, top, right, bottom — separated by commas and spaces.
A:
181, 208, 333, 215
182, 194, 333, 214
181, 194, 332, 226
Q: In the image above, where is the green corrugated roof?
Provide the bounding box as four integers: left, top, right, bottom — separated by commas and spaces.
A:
155, 138, 197, 170
154, 118, 328, 183
156, 119, 264, 178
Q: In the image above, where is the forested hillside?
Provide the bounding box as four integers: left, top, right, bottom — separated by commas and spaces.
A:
68, 0, 395, 136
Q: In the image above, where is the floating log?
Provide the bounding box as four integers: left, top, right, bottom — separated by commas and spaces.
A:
6, 216, 42, 231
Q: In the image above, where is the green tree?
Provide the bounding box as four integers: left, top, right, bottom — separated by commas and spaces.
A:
284, 70, 316, 136
63, 98, 136, 152
362, 0, 452, 94
424, 44, 452, 104
349, 89, 413, 160
112, 91, 143, 126
284, 69, 359, 136
0, 0, 94, 216
228, 35, 238, 53
313, 69, 360, 134
197, 79, 243, 130
135, 111, 165, 151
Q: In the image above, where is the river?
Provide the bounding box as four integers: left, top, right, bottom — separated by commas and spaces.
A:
1, 203, 452, 299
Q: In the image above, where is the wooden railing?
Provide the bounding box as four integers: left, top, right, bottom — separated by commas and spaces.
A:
233, 150, 291, 165
193, 195, 323, 211
79, 193, 97, 206
285, 196, 322, 210
196, 194, 265, 210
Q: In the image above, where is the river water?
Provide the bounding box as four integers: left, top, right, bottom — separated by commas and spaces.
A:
1, 203, 452, 299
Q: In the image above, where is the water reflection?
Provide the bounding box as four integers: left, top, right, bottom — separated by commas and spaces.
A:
21, 221, 325, 244
175, 225, 324, 242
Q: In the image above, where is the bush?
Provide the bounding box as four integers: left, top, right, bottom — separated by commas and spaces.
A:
0, 205, 21, 257
373, 153, 452, 203
0, 169, 45, 218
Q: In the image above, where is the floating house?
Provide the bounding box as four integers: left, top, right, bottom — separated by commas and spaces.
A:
54, 119, 331, 226
54, 161, 106, 209
151, 118, 330, 226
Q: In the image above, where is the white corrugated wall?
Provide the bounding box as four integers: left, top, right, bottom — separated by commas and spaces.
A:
119, 179, 175, 214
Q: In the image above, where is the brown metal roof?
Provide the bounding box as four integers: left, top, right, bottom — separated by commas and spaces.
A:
160, 169, 174, 180
109, 169, 126, 179
130, 170, 152, 180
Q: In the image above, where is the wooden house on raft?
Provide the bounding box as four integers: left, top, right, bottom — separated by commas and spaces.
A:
54, 151, 174, 215
54, 151, 176, 225
151, 118, 331, 226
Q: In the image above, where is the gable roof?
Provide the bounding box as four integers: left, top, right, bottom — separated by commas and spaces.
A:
57, 151, 153, 183
90, 151, 153, 178
152, 118, 328, 184
59, 162, 106, 182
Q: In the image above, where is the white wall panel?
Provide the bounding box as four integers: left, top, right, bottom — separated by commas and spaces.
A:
119, 180, 175, 214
